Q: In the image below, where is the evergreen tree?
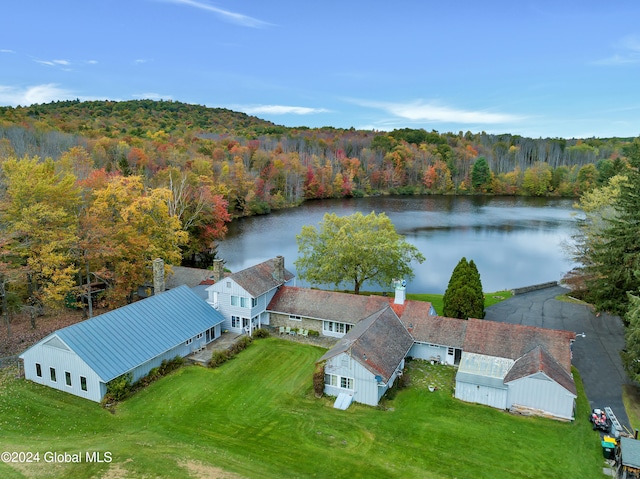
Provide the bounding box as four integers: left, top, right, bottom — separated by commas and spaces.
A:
587, 138, 640, 315
621, 292, 640, 382
468, 259, 485, 318
471, 157, 491, 192
443, 257, 485, 319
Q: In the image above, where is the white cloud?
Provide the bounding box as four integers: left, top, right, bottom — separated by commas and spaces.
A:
354, 99, 521, 124
234, 104, 330, 115
593, 35, 640, 65
86, 60, 98, 65
134, 59, 149, 64
0, 49, 15, 54
34, 58, 72, 68
161, 0, 272, 28
0, 84, 77, 106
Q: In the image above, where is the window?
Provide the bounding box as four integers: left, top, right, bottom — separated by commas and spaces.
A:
251, 297, 258, 308
232, 316, 241, 328
242, 317, 249, 328
325, 374, 338, 387
65, 371, 72, 387
226, 281, 231, 288
50, 367, 57, 382
80, 376, 87, 391
35, 363, 42, 378
447, 347, 454, 355
240, 297, 248, 308
231, 295, 239, 306
196, 333, 203, 339
289, 315, 302, 321
340, 377, 354, 389
324, 321, 333, 332
185, 338, 193, 345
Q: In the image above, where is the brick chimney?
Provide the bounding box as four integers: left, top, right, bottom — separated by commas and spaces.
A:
212, 259, 224, 283
152, 258, 165, 295
274, 256, 285, 284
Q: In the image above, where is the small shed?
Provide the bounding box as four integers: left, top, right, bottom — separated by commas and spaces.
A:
20, 286, 225, 402
619, 437, 640, 478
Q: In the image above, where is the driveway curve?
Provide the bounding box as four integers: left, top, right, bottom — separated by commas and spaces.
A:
485, 285, 632, 431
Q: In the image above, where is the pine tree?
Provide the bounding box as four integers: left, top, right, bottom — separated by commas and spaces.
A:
587, 139, 640, 315
443, 258, 485, 319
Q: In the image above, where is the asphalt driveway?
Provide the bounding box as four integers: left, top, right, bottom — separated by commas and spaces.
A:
485, 285, 632, 431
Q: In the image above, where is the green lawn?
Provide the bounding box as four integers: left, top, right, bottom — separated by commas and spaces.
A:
0, 338, 603, 478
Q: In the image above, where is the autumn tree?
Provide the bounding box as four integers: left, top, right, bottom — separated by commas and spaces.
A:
0, 156, 80, 314
295, 211, 425, 294
85, 175, 187, 305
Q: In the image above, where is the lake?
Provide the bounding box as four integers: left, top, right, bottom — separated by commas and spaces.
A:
215, 196, 578, 294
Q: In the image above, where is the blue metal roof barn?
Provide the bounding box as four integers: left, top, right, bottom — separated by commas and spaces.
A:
20, 285, 225, 402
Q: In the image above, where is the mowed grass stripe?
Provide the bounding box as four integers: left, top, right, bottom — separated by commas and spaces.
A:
1, 339, 603, 478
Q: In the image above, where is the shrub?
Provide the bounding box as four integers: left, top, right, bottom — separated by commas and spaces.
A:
229, 335, 253, 355
208, 350, 229, 368
313, 363, 325, 398
308, 329, 320, 337
105, 372, 133, 402
253, 328, 270, 339
397, 370, 410, 389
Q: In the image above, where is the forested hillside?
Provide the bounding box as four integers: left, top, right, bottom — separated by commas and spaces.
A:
0, 99, 636, 320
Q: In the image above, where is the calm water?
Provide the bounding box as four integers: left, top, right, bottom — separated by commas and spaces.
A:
216, 196, 578, 294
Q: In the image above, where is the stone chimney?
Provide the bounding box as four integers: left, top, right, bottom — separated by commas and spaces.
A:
393, 279, 406, 305
212, 259, 224, 283
152, 258, 165, 295
274, 256, 285, 284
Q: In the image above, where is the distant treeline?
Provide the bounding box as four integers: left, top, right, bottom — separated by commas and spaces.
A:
0, 100, 636, 218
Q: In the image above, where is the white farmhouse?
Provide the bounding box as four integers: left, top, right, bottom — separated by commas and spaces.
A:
205, 256, 294, 335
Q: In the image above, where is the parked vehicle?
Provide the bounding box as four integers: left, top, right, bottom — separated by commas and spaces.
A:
590, 408, 611, 432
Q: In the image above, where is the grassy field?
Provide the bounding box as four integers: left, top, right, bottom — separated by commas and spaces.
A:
0, 338, 603, 478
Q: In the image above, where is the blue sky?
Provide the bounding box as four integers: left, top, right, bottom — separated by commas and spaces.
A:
1, 1, 639, 139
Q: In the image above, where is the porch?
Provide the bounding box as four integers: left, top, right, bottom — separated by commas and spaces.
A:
189, 331, 243, 365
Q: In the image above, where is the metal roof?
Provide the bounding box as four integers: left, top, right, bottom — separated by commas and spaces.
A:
621, 437, 640, 469
23, 285, 224, 382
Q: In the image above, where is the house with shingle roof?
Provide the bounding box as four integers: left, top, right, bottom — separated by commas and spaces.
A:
205, 256, 294, 335
265, 275, 576, 417
455, 318, 577, 420
404, 315, 468, 365
267, 286, 436, 338
318, 306, 414, 407
19, 286, 225, 402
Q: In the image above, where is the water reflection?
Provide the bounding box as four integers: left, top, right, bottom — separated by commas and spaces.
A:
217, 196, 577, 294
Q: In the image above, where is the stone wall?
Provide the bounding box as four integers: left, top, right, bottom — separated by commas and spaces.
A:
269, 312, 322, 335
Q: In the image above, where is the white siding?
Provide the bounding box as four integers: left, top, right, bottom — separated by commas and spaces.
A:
206, 279, 280, 333
323, 353, 393, 407
506, 372, 576, 420
455, 379, 509, 409
22, 338, 104, 403
21, 326, 216, 403
409, 343, 450, 364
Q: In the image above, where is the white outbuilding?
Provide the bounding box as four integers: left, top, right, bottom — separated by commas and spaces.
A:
20, 285, 225, 402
